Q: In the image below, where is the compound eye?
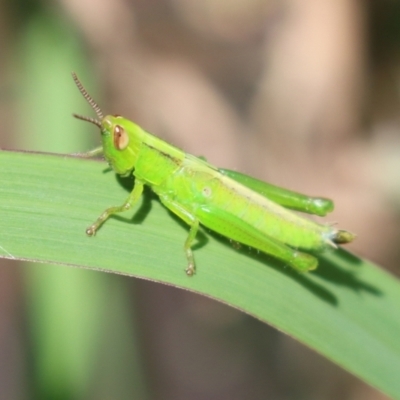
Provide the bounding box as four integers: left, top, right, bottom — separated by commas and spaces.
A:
113, 125, 129, 150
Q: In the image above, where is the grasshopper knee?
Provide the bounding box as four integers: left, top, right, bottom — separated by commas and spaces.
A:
289, 252, 318, 272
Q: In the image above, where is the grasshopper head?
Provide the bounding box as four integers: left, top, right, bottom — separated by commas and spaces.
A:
72, 73, 140, 176
99, 115, 141, 176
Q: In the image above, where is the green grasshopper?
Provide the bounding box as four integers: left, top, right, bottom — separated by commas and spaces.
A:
72, 73, 355, 276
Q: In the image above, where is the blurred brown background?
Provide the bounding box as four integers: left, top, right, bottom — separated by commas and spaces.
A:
0, 0, 399, 399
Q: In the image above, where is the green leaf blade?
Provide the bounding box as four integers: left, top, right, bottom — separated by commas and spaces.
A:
1, 150, 400, 398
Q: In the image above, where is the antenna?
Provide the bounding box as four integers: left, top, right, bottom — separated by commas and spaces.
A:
71, 72, 104, 125
72, 113, 102, 128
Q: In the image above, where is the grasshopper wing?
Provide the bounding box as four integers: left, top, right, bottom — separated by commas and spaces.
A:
219, 169, 334, 217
